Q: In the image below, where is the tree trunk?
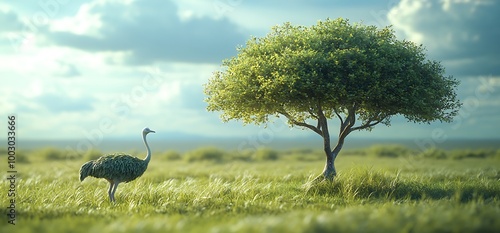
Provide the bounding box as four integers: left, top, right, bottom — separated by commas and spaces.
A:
320, 140, 343, 181
312, 105, 349, 182
321, 151, 336, 180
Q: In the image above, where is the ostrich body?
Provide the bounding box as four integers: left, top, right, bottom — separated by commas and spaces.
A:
79, 127, 155, 202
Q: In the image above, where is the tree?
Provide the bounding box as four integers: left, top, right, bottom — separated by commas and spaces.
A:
204, 18, 461, 181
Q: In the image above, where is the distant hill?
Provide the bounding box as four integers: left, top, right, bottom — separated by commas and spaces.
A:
7, 137, 500, 153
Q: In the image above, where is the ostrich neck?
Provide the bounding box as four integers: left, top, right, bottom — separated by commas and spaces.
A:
143, 133, 152, 163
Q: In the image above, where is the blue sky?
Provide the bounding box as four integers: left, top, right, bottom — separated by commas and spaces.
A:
1, 0, 499, 142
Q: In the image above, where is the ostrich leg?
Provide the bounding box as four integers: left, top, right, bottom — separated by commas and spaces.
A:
110, 182, 120, 202
107, 180, 114, 202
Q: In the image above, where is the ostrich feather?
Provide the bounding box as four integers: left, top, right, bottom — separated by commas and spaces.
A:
79, 127, 155, 202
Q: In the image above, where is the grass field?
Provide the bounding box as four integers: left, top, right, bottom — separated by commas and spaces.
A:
1, 146, 500, 233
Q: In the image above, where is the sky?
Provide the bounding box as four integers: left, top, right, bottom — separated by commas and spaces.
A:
1, 0, 499, 145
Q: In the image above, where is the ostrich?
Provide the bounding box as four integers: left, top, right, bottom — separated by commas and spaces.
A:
79, 127, 155, 202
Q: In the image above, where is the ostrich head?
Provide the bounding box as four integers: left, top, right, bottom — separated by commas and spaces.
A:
143, 127, 156, 135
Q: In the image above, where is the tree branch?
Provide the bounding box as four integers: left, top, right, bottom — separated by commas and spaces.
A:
316, 105, 329, 137
339, 105, 356, 138
316, 103, 332, 155
308, 108, 318, 119
350, 118, 384, 132
278, 110, 323, 136
339, 117, 348, 137
334, 109, 344, 127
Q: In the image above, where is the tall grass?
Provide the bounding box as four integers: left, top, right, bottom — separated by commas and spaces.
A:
1, 145, 499, 233
306, 167, 500, 202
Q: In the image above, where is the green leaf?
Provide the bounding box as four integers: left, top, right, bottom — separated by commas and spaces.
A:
204, 17, 461, 130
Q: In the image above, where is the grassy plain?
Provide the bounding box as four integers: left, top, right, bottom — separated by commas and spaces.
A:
1, 146, 500, 233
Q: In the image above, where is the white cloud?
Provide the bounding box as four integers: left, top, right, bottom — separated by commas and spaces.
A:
441, 0, 494, 12
388, 0, 500, 76
386, 0, 500, 139
390, 0, 494, 50
49, 3, 103, 37
25, 79, 44, 98
156, 81, 181, 102
39, 0, 247, 65
1, 0, 499, 141
54, 61, 81, 77
171, 0, 241, 20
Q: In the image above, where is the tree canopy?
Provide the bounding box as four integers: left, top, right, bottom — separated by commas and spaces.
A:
204, 18, 461, 180
206, 18, 459, 127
